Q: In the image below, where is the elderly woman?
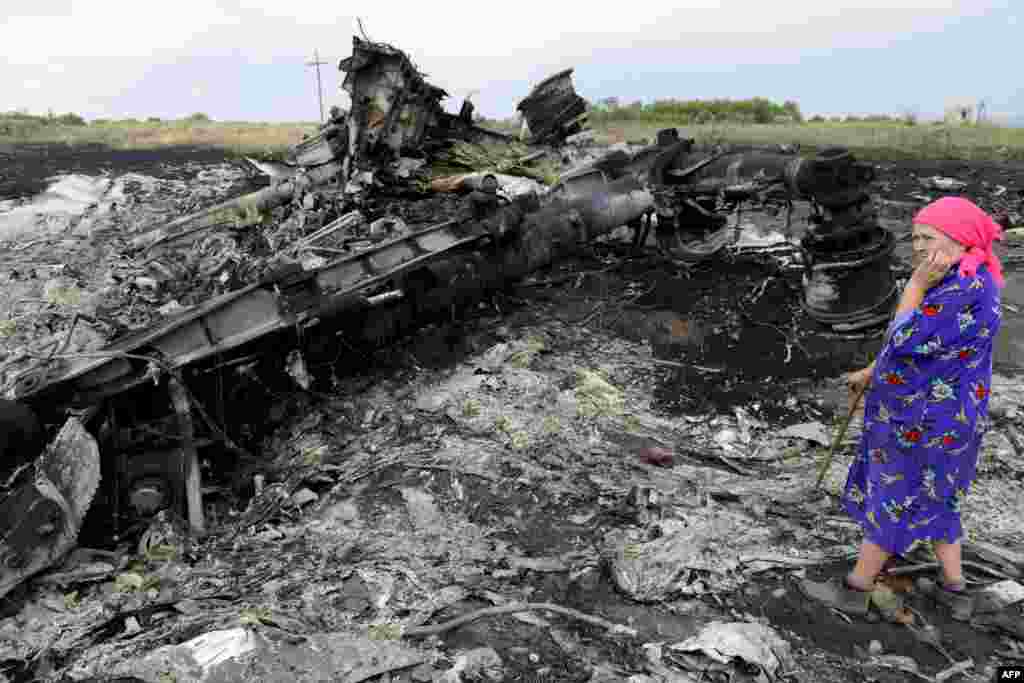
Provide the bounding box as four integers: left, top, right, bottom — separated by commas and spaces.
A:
802, 197, 1005, 620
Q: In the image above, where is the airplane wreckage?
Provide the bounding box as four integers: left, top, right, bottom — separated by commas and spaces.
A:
0, 36, 893, 598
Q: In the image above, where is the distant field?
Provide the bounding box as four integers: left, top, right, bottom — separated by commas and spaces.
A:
590, 120, 1024, 162
0, 119, 318, 158
3, 115, 1024, 163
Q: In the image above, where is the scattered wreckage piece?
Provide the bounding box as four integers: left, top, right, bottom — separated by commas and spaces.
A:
339, 36, 450, 184
799, 147, 897, 331
14, 219, 485, 412
801, 227, 897, 332
649, 143, 896, 330
131, 161, 343, 252
665, 621, 795, 681
336, 37, 511, 186
3, 177, 653, 574
1, 219, 487, 570
553, 130, 692, 200
289, 107, 349, 168
242, 157, 299, 183
516, 68, 588, 146
108, 628, 429, 683
430, 172, 546, 199
0, 417, 100, 600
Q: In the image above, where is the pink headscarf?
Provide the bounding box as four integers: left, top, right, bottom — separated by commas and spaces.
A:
913, 197, 1005, 288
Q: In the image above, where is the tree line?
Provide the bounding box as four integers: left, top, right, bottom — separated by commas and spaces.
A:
0, 110, 214, 134
586, 97, 804, 124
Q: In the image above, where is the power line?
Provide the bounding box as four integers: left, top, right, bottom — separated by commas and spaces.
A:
303, 48, 327, 123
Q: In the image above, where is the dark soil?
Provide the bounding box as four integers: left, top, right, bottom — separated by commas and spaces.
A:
0, 143, 235, 200
736, 561, 1008, 679
874, 158, 1024, 211
513, 253, 879, 422
352, 463, 705, 681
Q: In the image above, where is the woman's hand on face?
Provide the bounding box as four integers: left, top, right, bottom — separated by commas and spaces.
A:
910, 250, 957, 289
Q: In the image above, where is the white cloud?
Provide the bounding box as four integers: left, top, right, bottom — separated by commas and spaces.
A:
191, 86, 204, 98
23, 79, 42, 90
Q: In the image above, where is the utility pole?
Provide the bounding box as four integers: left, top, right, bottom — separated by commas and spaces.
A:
306, 49, 328, 124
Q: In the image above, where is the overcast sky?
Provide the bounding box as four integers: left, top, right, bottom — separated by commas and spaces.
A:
3, 1, 1021, 123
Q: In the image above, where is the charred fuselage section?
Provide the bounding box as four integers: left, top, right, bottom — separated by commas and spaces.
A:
648, 142, 895, 331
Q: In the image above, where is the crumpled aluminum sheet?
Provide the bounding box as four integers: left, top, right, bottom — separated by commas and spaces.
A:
667, 621, 793, 681
608, 507, 778, 602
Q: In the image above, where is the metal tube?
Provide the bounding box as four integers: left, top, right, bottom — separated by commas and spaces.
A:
365, 289, 405, 306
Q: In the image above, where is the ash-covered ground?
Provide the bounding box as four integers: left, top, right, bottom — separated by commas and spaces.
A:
1, 143, 1023, 683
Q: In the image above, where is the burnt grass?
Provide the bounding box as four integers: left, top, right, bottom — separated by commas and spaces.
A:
0, 143, 236, 200
514, 253, 879, 424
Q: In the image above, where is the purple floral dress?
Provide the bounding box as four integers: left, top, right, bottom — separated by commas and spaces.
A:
842, 264, 1001, 555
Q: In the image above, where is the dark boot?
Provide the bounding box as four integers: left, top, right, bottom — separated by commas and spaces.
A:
799, 577, 871, 616
923, 576, 974, 621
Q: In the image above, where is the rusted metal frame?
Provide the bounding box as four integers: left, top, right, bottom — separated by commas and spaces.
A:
108, 403, 124, 540
167, 376, 204, 534
173, 374, 253, 461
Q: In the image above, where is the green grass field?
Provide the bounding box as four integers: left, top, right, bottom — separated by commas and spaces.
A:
590, 120, 1024, 162
3, 113, 1023, 162
0, 117, 318, 158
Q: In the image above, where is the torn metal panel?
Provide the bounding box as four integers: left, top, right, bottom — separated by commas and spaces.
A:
550, 167, 614, 203
287, 125, 346, 168
516, 68, 588, 145
651, 149, 802, 246
0, 417, 100, 600
339, 37, 448, 179
242, 157, 298, 183
558, 136, 693, 193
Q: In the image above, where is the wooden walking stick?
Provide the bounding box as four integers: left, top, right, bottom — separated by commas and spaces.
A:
815, 378, 870, 490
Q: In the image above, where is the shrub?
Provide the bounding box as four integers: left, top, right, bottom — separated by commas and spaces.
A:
56, 112, 86, 126
186, 112, 212, 123
586, 97, 803, 126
